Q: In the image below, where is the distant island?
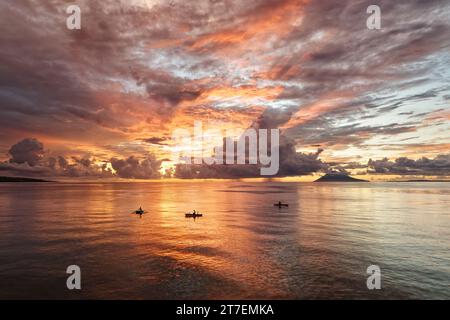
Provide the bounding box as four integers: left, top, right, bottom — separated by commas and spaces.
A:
389, 179, 450, 182
315, 173, 369, 182
0, 176, 52, 182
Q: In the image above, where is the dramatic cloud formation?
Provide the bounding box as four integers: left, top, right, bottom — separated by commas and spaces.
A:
174, 143, 326, 179
110, 156, 161, 179
0, 1, 449, 179
173, 108, 328, 178
1, 138, 162, 179
9, 138, 44, 166
368, 154, 450, 176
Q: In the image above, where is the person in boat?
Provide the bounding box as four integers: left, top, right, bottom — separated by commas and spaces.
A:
135, 207, 143, 214
192, 210, 196, 215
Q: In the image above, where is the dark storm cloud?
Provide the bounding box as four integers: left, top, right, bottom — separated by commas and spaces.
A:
277, 140, 327, 176
1, 138, 163, 179
71, 156, 92, 168
173, 144, 327, 179
110, 156, 161, 179
173, 110, 328, 179
0, 155, 112, 178
368, 153, 450, 176
8, 138, 45, 166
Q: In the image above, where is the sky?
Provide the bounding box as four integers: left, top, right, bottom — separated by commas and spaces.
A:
0, 0, 449, 180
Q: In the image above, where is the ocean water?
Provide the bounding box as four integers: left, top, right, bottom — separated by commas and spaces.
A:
0, 181, 448, 299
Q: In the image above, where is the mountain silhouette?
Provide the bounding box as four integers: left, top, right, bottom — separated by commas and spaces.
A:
315, 173, 368, 182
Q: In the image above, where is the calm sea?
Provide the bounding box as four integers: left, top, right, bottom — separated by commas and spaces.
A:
0, 181, 449, 299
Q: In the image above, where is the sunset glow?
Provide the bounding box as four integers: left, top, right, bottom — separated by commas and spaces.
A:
0, 0, 449, 180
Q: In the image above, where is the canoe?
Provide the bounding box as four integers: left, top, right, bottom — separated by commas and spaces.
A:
133, 210, 145, 214
185, 213, 203, 218
273, 203, 289, 207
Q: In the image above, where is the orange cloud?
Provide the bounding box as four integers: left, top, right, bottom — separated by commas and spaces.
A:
188, 0, 310, 55
198, 85, 283, 103
425, 109, 450, 123
282, 90, 357, 128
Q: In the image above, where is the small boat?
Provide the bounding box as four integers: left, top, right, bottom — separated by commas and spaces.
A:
274, 202, 289, 207
132, 208, 145, 215
185, 212, 203, 218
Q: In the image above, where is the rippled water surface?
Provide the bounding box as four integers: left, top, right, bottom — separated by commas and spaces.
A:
0, 181, 449, 299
